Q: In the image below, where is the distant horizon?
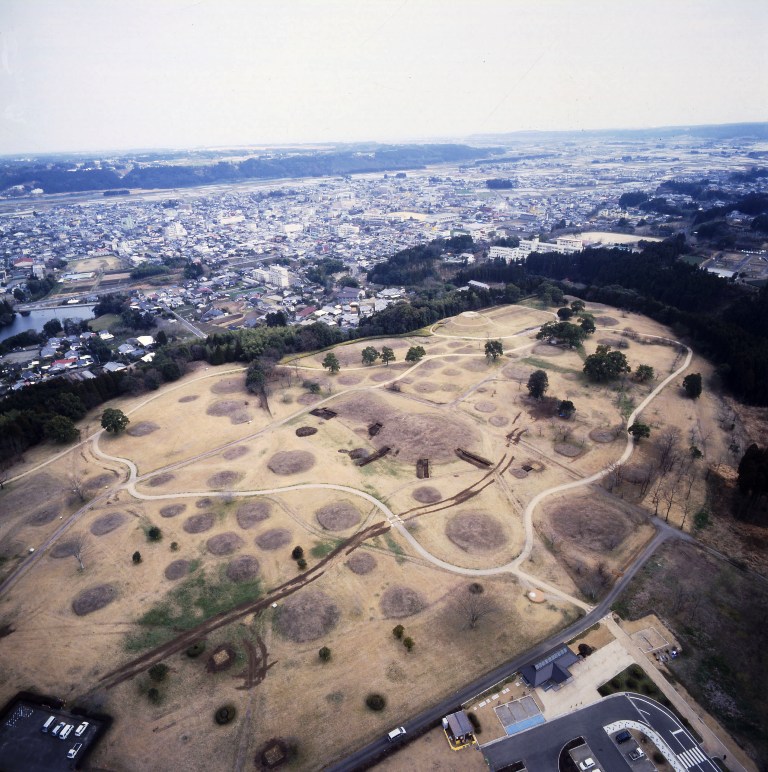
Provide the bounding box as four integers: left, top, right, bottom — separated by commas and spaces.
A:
2, 0, 766, 156
3, 119, 768, 160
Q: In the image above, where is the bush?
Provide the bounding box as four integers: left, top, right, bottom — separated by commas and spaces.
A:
149, 663, 169, 682
319, 646, 331, 663
626, 677, 639, 690
147, 687, 161, 704
403, 636, 414, 652
186, 641, 206, 658
147, 526, 162, 542
132, 551, 142, 564
365, 693, 386, 711
652, 750, 665, 764
214, 704, 237, 725
392, 624, 405, 639
578, 643, 594, 657
170, 541, 179, 551
291, 546, 304, 560
468, 582, 484, 594
297, 558, 307, 570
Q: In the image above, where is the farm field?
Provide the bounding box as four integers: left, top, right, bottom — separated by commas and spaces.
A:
0, 301, 738, 770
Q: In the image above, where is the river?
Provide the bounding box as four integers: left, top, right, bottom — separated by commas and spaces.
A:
0, 305, 95, 343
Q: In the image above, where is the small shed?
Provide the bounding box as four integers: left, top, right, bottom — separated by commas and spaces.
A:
442, 710, 476, 750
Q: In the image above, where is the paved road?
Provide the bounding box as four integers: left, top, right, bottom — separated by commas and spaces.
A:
482, 693, 717, 772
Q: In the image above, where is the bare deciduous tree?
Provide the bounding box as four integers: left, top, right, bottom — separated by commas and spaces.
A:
68, 532, 89, 571
656, 428, 681, 474
452, 587, 498, 631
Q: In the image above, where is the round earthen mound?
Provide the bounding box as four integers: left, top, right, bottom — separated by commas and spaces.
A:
267, 450, 316, 475
72, 584, 117, 616
589, 428, 616, 443
489, 415, 509, 427
337, 375, 362, 385
315, 501, 361, 531
554, 442, 584, 458
206, 644, 237, 672
206, 399, 247, 417
211, 378, 244, 394
50, 540, 78, 558
598, 337, 623, 348
84, 473, 115, 491
183, 513, 215, 534
461, 359, 490, 372
380, 585, 426, 618
226, 555, 260, 582
222, 445, 250, 460
90, 512, 127, 536
295, 426, 318, 437
274, 589, 341, 643
510, 469, 529, 479
127, 421, 160, 437
27, 505, 59, 526
146, 472, 175, 488
415, 381, 438, 393
412, 486, 442, 504
622, 464, 652, 484
178, 395, 199, 403
475, 400, 496, 413
502, 364, 531, 381
255, 528, 292, 550
446, 512, 507, 554
196, 497, 214, 509
236, 500, 271, 529
164, 559, 190, 580
297, 393, 321, 405
548, 501, 630, 551
442, 368, 461, 376
595, 315, 619, 326
208, 470, 243, 489
532, 344, 565, 357
371, 371, 394, 382
207, 532, 244, 555
346, 552, 377, 575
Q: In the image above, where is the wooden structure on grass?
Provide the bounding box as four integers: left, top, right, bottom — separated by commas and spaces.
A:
456, 448, 492, 468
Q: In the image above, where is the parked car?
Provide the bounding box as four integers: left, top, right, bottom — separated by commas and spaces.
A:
387, 726, 406, 742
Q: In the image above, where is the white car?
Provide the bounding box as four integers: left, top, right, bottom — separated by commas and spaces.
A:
67, 742, 83, 759
75, 721, 89, 737
579, 759, 596, 771
387, 726, 406, 742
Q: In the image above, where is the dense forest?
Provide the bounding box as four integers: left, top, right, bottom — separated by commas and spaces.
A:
0, 144, 499, 194
367, 235, 474, 286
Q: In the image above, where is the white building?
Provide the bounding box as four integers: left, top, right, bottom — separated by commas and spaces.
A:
252, 264, 294, 289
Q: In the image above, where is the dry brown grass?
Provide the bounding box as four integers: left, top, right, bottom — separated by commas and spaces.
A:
446, 511, 507, 554
554, 442, 585, 458
49, 539, 79, 559
315, 501, 361, 531
274, 589, 341, 643
595, 315, 619, 326
71, 584, 117, 616
84, 472, 116, 491
27, 505, 60, 526
210, 378, 244, 394
475, 400, 496, 413
489, 415, 508, 427
226, 555, 260, 582
90, 512, 127, 536
267, 450, 315, 475
183, 513, 215, 534
346, 553, 377, 575
547, 500, 631, 552
207, 532, 244, 555
164, 559, 190, 580
255, 528, 291, 550
589, 428, 617, 443
337, 375, 362, 385
159, 504, 186, 518
236, 500, 271, 529
379, 585, 426, 618
126, 421, 160, 437
206, 399, 252, 424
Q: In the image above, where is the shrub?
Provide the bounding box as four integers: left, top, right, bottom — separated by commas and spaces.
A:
147, 526, 162, 542
149, 663, 169, 682
319, 646, 331, 663
186, 641, 206, 658
468, 582, 484, 594
392, 624, 405, 639
214, 704, 237, 725
578, 643, 594, 657
365, 693, 386, 711
652, 750, 665, 764
132, 551, 142, 564
297, 558, 307, 570
626, 677, 639, 690
147, 687, 161, 704
403, 636, 415, 652
170, 541, 179, 551
291, 546, 304, 560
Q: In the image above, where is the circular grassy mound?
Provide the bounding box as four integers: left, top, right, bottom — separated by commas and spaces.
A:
164, 559, 190, 580
27, 505, 60, 526
380, 585, 426, 618
222, 445, 250, 460
346, 552, 377, 575
295, 426, 318, 437
315, 501, 361, 531
160, 504, 186, 518
446, 511, 507, 554
411, 486, 442, 504
207, 470, 243, 489
267, 450, 316, 475
226, 555, 260, 582
90, 512, 127, 536
178, 395, 198, 403
255, 528, 292, 550
146, 472, 175, 488
183, 513, 215, 534
127, 421, 159, 436
236, 500, 271, 529
207, 532, 244, 555
275, 589, 340, 643
72, 584, 117, 616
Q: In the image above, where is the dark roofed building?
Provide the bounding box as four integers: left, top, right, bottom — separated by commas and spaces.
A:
519, 644, 579, 690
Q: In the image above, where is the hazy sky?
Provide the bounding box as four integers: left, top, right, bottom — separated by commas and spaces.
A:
1, 0, 767, 154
